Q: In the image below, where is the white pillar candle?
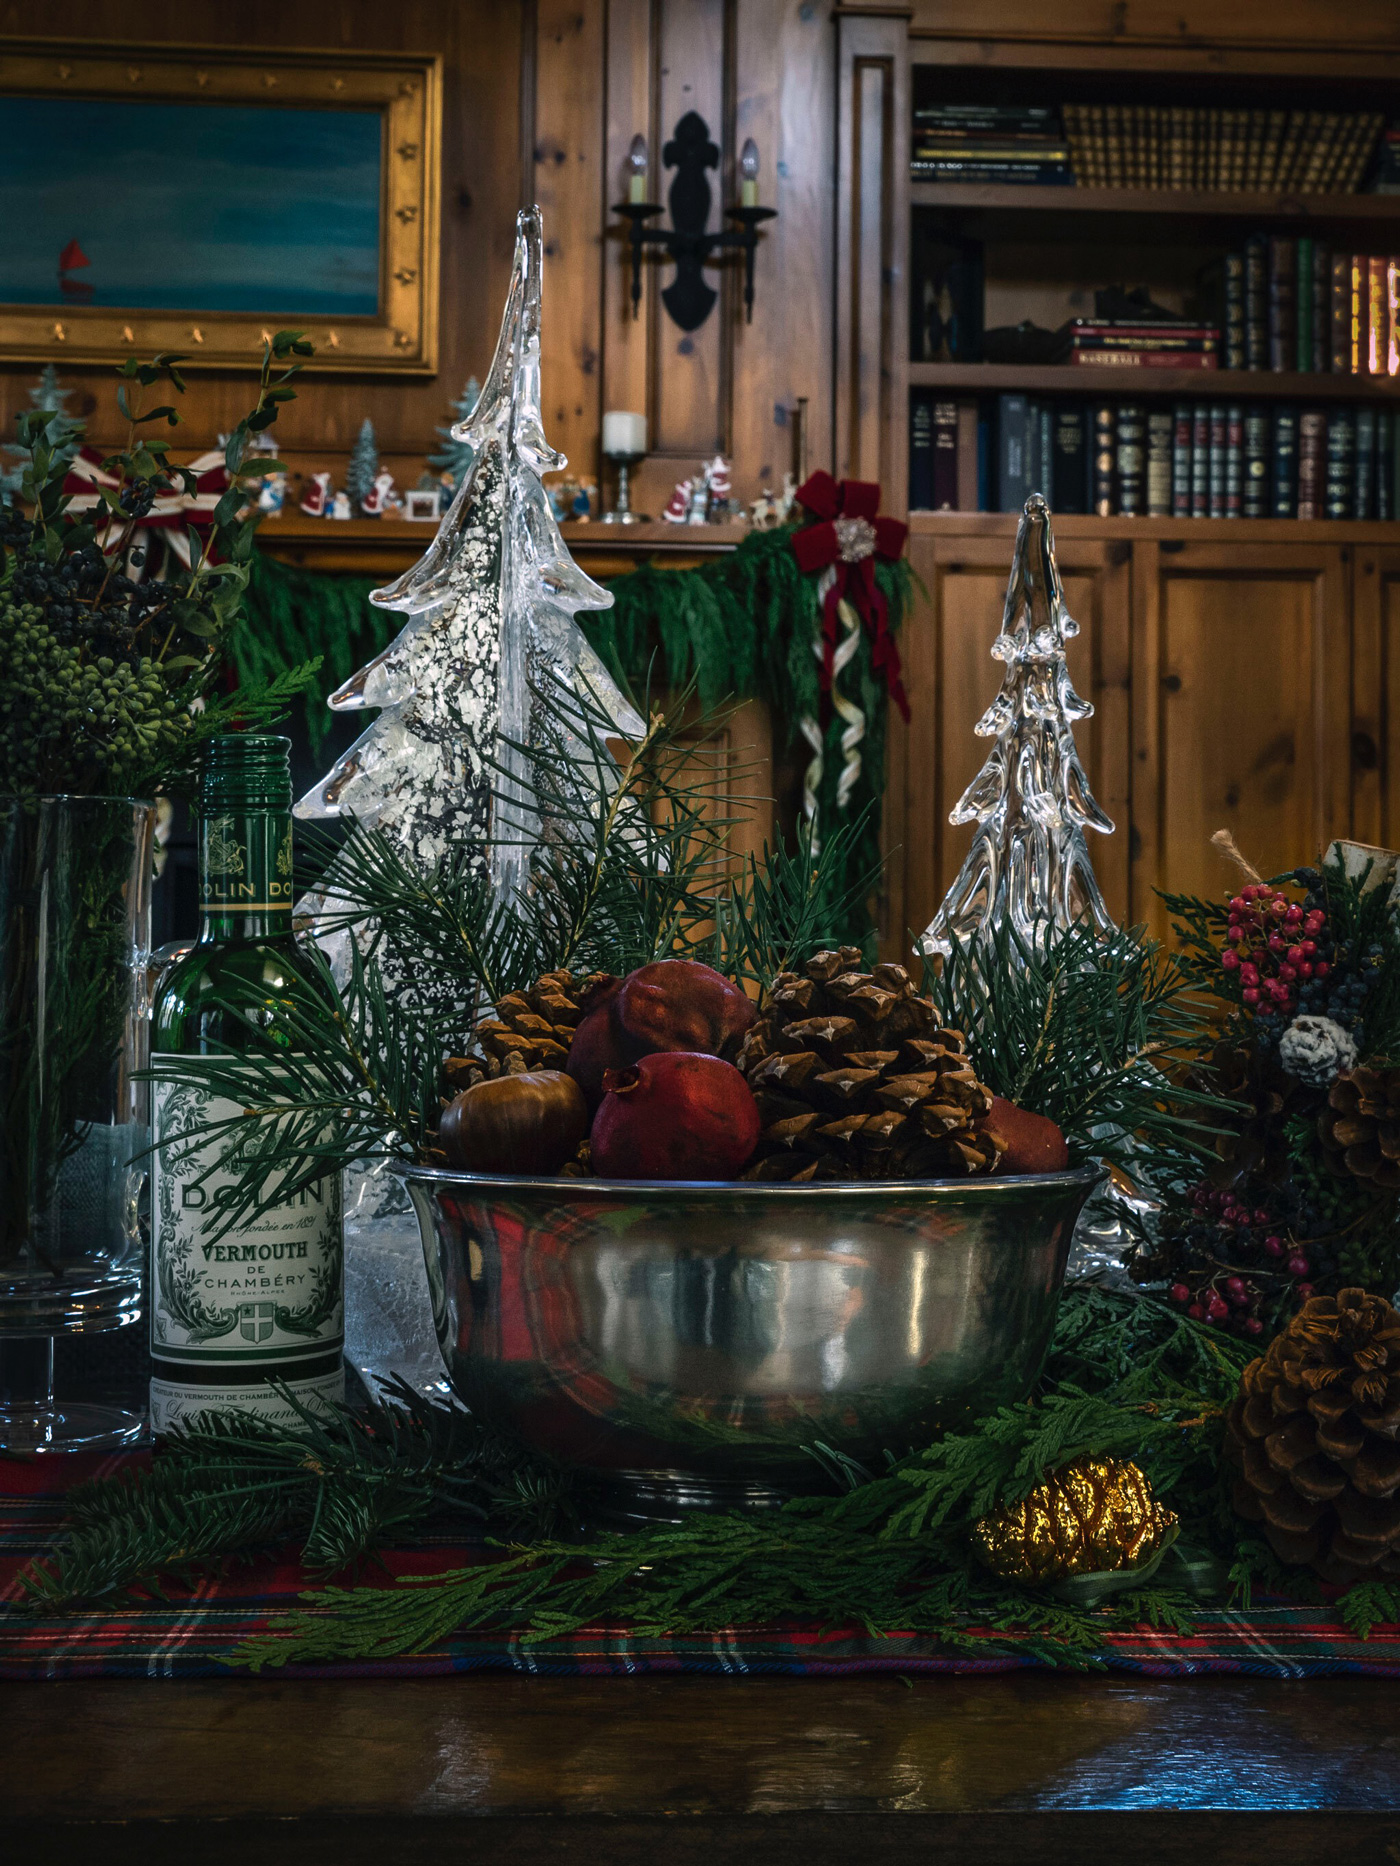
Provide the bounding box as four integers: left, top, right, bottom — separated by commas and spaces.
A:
602, 410, 647, 457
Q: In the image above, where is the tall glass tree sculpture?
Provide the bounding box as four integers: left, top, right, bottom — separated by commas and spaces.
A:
919, 494, 1115, 959
296, 207, 643, 908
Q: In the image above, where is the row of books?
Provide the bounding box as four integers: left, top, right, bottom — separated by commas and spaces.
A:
1061, 106, 1382, 194
1224, 240, 1400, 374
910, 392, 1400, 519
912, 103, 1071, 186
1054, 317, 1219, 370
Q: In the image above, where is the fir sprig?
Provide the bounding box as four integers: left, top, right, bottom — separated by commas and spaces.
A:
926, 917, 1227, 1166
19, 1379, 574, 1612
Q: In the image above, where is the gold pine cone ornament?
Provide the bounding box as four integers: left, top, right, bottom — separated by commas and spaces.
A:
972, 1457, 1179, 1586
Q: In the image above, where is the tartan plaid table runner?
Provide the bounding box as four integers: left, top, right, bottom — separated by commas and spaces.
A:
3, 1452, 1400, 1681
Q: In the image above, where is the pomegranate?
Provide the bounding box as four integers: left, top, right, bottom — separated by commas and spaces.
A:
590, 1051, 762, 1181
567, 958, 754, 1102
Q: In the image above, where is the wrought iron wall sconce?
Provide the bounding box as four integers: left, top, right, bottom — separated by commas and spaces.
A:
613, 113, 777, 333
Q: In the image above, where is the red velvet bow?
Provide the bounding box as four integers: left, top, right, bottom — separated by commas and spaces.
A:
790, 471, 909, 721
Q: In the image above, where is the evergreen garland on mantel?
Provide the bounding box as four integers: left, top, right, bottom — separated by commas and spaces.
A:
239, 528, 913, 945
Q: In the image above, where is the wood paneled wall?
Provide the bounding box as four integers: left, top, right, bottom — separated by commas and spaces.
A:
0, 0, 525, 494
3, 2, 842, 519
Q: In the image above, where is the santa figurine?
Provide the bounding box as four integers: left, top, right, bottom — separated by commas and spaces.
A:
330, 490, 353, 520
662, 476, 692, 523
300, 470, 332, 517
361, 469, 400, 517
704, 454, 732, 521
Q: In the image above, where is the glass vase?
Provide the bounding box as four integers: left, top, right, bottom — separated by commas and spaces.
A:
0, 796, 155, 1451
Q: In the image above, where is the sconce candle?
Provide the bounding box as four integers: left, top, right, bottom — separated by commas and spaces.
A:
628, 134, 649, 204
740, 138, 760, 209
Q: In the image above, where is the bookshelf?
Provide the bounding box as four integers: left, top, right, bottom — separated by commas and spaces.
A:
909, 363, 1400, 400
910, 186, 1400, 222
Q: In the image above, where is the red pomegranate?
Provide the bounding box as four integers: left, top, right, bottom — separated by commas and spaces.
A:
590, 1051, 762, 1181
980, 1096, 1069, 1174
567, 959, 754, 1102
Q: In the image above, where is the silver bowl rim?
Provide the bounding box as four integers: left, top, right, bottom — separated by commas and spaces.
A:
399, 1161, 1105, 1201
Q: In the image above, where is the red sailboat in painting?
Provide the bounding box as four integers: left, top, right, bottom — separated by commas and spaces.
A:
58, 239, 94, 300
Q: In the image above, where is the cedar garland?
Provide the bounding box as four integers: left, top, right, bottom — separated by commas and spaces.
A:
237, 528, 914, 944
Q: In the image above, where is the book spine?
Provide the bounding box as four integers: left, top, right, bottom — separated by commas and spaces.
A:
1378, 408, 1395, 521
1269, 237, 1296, 372
1146, 409, 1173, 518
1243, 404, 1270, 518
955, 400, 979, 511
1245, 235, 1268, 371
1191, 402, 1210, 518
1296, 238, 1314, 372
1116, 402, 1145, 516
1312, 244, 1331, 373
1039, 398, 1055, 502
1332, 252, 1352, 373
1390, 259, 1400, 378
977, 409, 992, 511
1369, 256, 1387, 375
997, 394, 1030, 513
909, 392, 935, 509
1224, 250, 1246, 370
1324, 404, 1355, 519
1207, 404, 1227, 518
931, 399, 958, 511
1355, 404, 1376, 519
1066, 351, 1220, 369
1351, 255, 1366, 375
1052, 403, 1088, 514
1272, 405, 1299, 517
1092, 402, 1116, 516
1225, 403, 1243, 517
1297, 408, 1326, 520
1172, 401, 1192, 518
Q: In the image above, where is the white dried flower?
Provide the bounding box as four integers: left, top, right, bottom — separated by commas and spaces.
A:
1277, 1014, 1359, 1088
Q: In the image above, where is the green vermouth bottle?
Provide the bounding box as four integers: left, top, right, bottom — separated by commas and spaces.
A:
149, 735, 342, 1432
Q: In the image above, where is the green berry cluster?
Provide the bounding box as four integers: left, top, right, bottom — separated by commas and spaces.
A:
0, 593, 193, 795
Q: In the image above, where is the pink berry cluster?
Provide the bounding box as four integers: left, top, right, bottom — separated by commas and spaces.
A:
1218, 884, 1327, 1017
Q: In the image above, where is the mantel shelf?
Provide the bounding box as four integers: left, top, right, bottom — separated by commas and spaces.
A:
908, 362, 1400, 399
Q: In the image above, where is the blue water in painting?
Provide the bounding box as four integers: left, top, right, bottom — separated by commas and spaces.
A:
0, 96, 381, 315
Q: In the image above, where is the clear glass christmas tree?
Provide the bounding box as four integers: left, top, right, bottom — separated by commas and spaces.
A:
296, 206, 643, 905
428, 377, 481, 490
919, 494, 1115, 959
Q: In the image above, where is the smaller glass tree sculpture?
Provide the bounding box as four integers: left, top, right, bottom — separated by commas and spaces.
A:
919, 493, 1115, 959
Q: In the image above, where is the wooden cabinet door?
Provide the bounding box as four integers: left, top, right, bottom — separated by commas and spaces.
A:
1351, 544, 1400, 851
887, 527, 1131, 959
1130, 539, 1351, 943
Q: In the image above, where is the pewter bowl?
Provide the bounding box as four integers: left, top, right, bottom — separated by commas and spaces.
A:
404, 1165, 1101, 1517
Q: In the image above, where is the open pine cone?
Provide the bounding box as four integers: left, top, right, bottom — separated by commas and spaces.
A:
736, 947, 1003, 1181
1224, 1287, 1400, 1584
1318, 1066, 1400, 1191
443, 970, 614, 1091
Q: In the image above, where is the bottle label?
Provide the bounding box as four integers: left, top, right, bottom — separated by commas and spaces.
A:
150, 1074, 342, 1373
150, 1368, 344, 1435
199, 811, 294, 915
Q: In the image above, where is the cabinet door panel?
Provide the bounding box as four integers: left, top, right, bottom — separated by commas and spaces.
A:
1131, 541, 1350, 942
891, 529, 1130, 958
1351, 545, 1400, 849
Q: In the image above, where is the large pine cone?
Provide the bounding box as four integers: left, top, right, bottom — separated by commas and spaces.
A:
443, 970, 615, 1090
1224, 1287, 1400, 1584
1318, 1067, 1400, 1191
736, 947, 1003, 1181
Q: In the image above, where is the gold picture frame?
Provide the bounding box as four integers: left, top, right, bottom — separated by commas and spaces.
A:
0, 38, 441, 373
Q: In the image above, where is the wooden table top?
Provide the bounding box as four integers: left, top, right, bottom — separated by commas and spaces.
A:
7, 1673, 1400, 1865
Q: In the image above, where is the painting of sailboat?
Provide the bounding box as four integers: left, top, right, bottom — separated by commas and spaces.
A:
0, 96, 381, 316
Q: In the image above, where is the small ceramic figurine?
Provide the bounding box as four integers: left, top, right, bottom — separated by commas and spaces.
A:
361, 470, 400, 517
330, 490, 353, 520
704, 454, 732, 521
662, 477, 692, 523
300, 471, 332, 517
256, 472, 287, 517
687, 473, 710, 525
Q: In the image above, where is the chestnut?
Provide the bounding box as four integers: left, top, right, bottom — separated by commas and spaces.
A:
438, 1070, 589, 1177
